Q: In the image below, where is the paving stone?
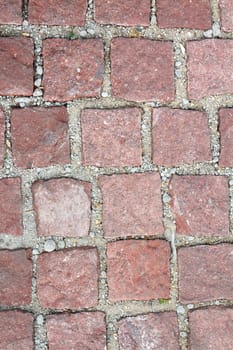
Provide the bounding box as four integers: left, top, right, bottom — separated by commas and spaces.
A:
46, 312, 106, 349
152, 108, 211, 166
156, 0, 211, 29
187, 39, 233, 99
0, 109, 5, 167
0, 37, 34, 96
29, 0, 87, 26
0, 178, 23, 236
81, 108, 142, 167
111, 38, 174, 102
178, 244, 233, 303
0, 311, 33, 349
169, 175, 229, 236
37, 248, 99, 309
219, 0, 233, 32
33, 178, 91, 237
189, 307, 233, 349
99, 173, 163, 238
107, 240, 170, 302
219, 108, 233, 167
118, 312, 179, 350
0, 0, 22, 24
94, 0, 150, 26
43, 39, 104, 101
11, 107, 70, 168
0, 250, 32, 306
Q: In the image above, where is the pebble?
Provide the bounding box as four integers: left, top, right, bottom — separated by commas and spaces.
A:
44, 239, 56, 252
57, 240, 65, 249
36, 66, 43, 75
212, 23, 221, 37
163, 193, 170, 203
80, 30, 87, 37
175, 69, 182, 78
36, 315, 44, 326
101, 92, 109, 98
203, 29, 213, 38
33, 88, 43, 97
35, 78, 42, 87
177, 305, 186, 314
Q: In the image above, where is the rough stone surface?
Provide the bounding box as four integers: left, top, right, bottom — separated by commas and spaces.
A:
99, 173, 164, 238
11, 107, 70, 168
32, 178, 91, 237
156, 0, 211, 29
43, 39, 104, 101
0, 37, 34, 96
0, 0, 22, 24
81, 108, 142, 167
111, 38, 174, 102
0, 108, 5, 167
94, 0, 150, 26
169, 175, 229, 236
152, 108, 211, 166
29, 0, 87, 26
0, 177, 23, 236
219, 0, 233, 32
37, 248, 99, 309
187, 39, 233, 99
0, 250, 32, 306
178, 244, 233, 303
189, 307, 233, 350
219, 108, 233, 167
118, 312, 179, 350
46, 312, 106, 349
0, 311, 33, 349
107, 240, 171, 302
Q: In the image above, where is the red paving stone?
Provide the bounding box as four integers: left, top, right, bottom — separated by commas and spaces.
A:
43, 39, 104, 101
11, 107, 70, 168
219, 0, 233, 32
219, 108, 233, 167
81, 108, 142, 167
0, 311, 33, 349
33, 178, 91, 237
107, 240, 171, 302
118, 312, 179, 350
37, 248, 99, 309
0, 0, 22, 24
178, 244, 233, 303
169, 175, 229, 236
156, 0, 212, 29
0, 108, 5, 167
94, 0, 151, 26
0, 37, 34, 96
0, 250, 32, 306
189, 307, 233, 350
152, 108, 212, 166
187, 39, 233, 99
111, 38, 174, 102
99, 173, 164, 238
46, 312, 106, 349
29, 0, 87, 26
0, 178, 23, 236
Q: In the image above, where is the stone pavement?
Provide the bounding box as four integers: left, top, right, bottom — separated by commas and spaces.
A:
0, 0, 233, 349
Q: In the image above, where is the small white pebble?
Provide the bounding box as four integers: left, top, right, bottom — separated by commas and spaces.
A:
203, 29, 213, 38
57, 240, 65, 249
44, 240, 56, 252
36, 66, 43, 75
187, 304, 194, 309
36, 315, 44, 326
80, 30, 87, 37
33, 88, 43, 97
212, 23, 221, 36
101, 92, 109, 98
177, 305, 186, 314
87, 28, 95, 35
34, 78, 41, 87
